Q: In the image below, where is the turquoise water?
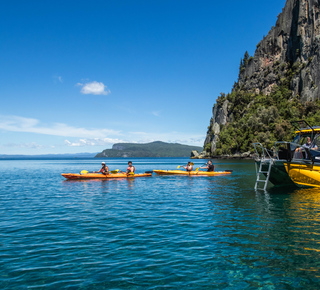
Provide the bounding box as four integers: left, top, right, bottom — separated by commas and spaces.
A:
1, 158, 320, 289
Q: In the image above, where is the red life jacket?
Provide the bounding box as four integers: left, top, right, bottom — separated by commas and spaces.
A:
127, 166, 135, 172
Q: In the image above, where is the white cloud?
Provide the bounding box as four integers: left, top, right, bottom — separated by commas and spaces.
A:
53, 75, 63, 83
0, 115, 120, 138
151, 111, 160, 117
78, 81, 111, 95
64, 137, 126, 147
3, 142, 44, 149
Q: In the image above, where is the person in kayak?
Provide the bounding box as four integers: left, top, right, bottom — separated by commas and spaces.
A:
126, 161, 135, 174
200, 160, 215, 172
94, 162, 109, 175
182, 161, 193, 172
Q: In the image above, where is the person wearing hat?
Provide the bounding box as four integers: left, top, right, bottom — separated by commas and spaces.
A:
182, 161, 193, 172
94, 162, 109, 175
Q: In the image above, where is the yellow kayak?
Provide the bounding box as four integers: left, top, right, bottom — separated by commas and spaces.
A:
153, 170, 232, 176
62, 172, 152, 180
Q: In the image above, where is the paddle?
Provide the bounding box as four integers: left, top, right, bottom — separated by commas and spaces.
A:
145, 171, 153, 174
195, 163, 207, 172
118, 170, 135, 175
81, 169, 119, 175
177, 162, 194, 169
80, 170, 92, 174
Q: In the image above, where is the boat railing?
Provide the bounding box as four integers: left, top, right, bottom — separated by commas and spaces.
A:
274, 141, 315, 162
253, 143, 273, 160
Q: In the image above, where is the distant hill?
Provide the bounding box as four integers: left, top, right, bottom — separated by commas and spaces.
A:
95, 141, 202, 158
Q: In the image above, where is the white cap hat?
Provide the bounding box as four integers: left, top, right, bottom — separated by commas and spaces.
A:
101, 162, 105, 165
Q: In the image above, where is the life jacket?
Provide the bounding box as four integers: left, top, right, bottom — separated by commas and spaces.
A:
207, 164, 214, 172
127, 166, 135, 172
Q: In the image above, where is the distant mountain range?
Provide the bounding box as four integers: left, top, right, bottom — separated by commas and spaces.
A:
95, 141, 202, 158
0, 152, 97, 159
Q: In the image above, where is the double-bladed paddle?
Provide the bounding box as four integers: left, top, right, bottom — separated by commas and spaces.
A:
177, 162, 194, 169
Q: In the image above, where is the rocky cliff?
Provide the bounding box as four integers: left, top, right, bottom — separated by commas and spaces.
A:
203, 0, 320, 157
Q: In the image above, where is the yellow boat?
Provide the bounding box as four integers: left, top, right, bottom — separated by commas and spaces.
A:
153, 170, 232, 176
254, 120, 320, 189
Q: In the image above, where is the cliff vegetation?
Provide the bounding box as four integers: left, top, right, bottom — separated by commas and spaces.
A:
203, 0, 320, 157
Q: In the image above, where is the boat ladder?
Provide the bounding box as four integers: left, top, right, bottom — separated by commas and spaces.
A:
253, 143, 274, 191
254, 159, 273, 191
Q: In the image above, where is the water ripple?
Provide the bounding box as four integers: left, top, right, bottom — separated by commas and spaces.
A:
1, 159, 320, 288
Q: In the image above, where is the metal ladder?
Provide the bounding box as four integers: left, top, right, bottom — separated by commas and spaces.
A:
254, 159, 273, 191
253, 143, 274, 191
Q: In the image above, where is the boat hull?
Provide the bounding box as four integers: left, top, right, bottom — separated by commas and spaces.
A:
256, 159, 320, 188
61, 173, 152, 180
153, 170, 232, 176
283, 162, 320, 188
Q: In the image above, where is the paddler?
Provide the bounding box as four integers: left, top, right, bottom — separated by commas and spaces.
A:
182, 161, 193, 172
126, 161, 135, 174
94, 162, 109, 175
200, 160, 215, 172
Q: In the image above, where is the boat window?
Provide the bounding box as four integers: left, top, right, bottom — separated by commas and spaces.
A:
312, 134, 320, 151
299, 136, 308, 146
292, 135, 300, 144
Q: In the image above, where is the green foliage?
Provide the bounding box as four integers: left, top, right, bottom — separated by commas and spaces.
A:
208, 61, 320, 156
204, 143, 211, 152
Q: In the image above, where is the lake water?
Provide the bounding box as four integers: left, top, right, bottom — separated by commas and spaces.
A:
1, 158, 320, 289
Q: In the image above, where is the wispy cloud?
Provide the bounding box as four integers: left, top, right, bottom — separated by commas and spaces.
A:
77, 81, 111, 95
0, 115, 120, 138
3, 142, 44, 149
53, 75, 63, 83
64, 138, 126, 147
151, 111, 160, 117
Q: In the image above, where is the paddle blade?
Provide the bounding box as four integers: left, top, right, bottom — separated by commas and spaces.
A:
80, 170, 89, 174
128, 172, 135, 175
110, 169, 119, 174
190, 162, 194, 165
195, 167, 199, 172
177, 166, 181, 169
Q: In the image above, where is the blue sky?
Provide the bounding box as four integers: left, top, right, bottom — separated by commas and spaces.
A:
1, 0, 286, 154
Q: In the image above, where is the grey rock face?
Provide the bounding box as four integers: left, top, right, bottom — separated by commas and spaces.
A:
203, 0, 320, 156
191, 150, 199, 158
203, 100, 229, 155
239, 0, 320, 101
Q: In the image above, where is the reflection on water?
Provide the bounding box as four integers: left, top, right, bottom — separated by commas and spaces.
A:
1, 158, 320, 288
